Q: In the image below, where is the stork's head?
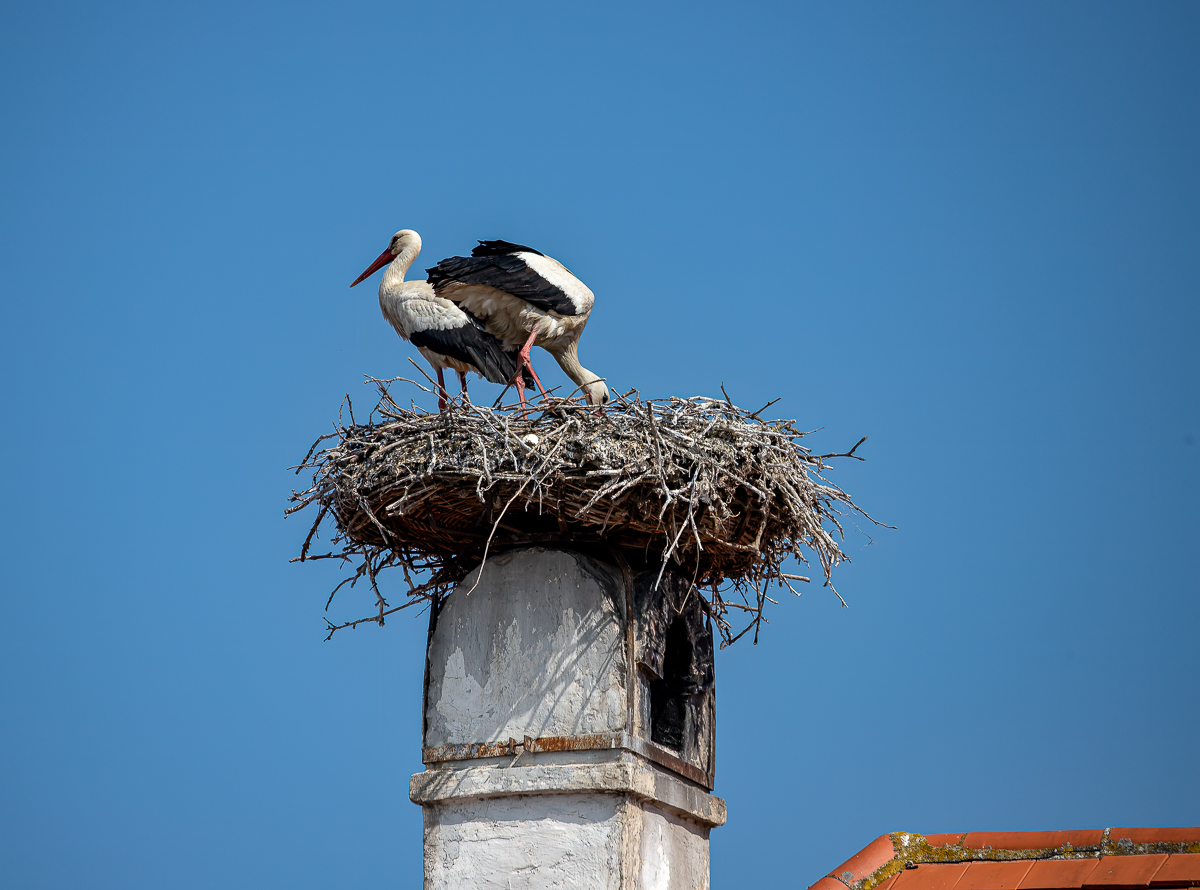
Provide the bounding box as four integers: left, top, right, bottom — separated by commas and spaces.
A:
351, 229, 422, 287
389, 229, 422, 256
582, 377, 610, 407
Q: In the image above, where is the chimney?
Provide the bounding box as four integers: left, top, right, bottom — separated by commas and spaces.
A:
410, 547, 726, 888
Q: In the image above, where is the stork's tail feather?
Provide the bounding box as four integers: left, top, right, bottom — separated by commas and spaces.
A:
458, 310, 527, 386
469, 342, 521, 387
409, 315, 527, 387
476, 345, 535, 389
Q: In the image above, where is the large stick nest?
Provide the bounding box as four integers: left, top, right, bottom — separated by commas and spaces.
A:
287, 377, 881, 646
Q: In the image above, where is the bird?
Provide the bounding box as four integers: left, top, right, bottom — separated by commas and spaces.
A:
425, 240, 610, 407
350, 229, 529, 411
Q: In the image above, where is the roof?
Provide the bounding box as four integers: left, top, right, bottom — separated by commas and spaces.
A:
810, 829, 1200, 890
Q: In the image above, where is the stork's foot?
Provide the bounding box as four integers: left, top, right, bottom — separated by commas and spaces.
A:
513, 373, 529, 416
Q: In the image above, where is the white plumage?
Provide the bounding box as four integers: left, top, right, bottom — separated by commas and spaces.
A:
426, 240, 609, 407
351, 230, 524, 411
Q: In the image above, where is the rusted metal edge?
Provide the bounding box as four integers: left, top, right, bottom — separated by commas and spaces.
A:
421, 731, 713, 790
422, 733, 625, 764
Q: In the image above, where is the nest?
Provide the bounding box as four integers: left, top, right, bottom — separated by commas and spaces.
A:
287, 376, 880, 646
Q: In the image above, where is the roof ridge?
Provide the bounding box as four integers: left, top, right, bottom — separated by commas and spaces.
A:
810, 829, 1200, 890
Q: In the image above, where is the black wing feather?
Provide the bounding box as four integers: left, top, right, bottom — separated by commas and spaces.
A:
425, 252, 578, 316
409, 314, 532, 386
471, 239, 544, 258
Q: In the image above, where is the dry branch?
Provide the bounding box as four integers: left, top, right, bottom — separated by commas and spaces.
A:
287, 378, 882, 645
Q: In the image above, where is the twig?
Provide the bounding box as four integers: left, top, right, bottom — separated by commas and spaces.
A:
749, 397, 781, 420
814, 436, 868, 462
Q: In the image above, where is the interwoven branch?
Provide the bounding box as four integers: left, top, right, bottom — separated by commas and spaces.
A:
287, 377, 883, 645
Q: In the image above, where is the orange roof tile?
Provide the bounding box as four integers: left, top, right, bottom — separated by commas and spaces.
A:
1019, 859, 1102, 889
831, 835, 903, 884
1150, 854, 1200, 887
810, 828, 1200, 890
1084, 856, 1170, 889
965, 832, 1106, 851
892, 863, 972, 890
957, 860, 1035, 890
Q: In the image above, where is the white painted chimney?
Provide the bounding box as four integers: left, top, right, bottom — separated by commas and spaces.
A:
410, 547, 726, 888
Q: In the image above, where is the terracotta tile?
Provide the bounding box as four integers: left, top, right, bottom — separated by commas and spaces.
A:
832, 835, 900, 884
965, 831, 1106, 850
926, 834, 967, 847
812, 878, 850, 890
957, 861, 1035, 890
1019, 859, 1101, 890
1151, 855, 1200, 887
1084, 855, 1170, 888
875, 876, 901, 890
893, 863, 972, 890
1111, 830, 1200, 846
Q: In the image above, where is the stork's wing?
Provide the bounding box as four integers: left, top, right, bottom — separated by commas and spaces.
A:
410, 312, 530, 386
471, 239, 544, 258
426, 241, 591, 317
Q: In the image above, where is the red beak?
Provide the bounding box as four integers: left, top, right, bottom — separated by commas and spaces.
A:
351, 247, 394, 287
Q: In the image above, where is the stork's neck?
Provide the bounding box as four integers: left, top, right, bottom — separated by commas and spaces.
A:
381, 244, 421, 290
550, 341, 599, 390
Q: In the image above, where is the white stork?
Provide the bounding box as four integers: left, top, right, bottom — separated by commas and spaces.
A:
426, 240, 610, 407
351, 230, 528, 411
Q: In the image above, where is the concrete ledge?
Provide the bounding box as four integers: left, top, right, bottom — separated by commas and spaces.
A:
423, 731, 713, 789
410, 760, 727, 828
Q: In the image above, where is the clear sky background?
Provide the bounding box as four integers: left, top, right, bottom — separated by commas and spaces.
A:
2, 2, 1198, 887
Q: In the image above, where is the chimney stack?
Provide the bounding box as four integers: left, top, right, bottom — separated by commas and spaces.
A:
410, 547, 726, 888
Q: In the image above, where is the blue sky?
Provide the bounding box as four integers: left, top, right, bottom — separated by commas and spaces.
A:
2, 1, 1197, 887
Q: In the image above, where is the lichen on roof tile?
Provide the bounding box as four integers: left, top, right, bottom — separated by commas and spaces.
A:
817, 828, 1200, 890
1111, 831, 1200, 848
965, 831, 1105, 851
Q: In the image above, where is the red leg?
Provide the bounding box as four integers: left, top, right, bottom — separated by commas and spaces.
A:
508, 328, 534, 410
525, 361, 547, 398
436, 366, 447, 412
458, 371, 470, 404
516, 327, 548, 399
513, 364, 527, 409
